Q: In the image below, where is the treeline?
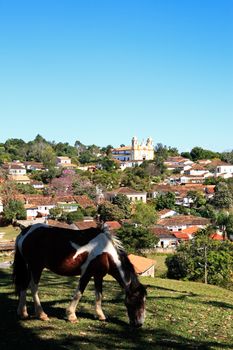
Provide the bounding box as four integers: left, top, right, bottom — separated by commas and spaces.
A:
0, 134, 113, 168
1, 135, 233, 167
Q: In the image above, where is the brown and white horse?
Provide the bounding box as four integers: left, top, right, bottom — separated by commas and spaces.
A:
13, 223, 146, 327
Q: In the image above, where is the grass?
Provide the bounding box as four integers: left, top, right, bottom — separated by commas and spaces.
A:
146, 252, 169, 277
0, 268, 233, 350
0, 225, 19, 240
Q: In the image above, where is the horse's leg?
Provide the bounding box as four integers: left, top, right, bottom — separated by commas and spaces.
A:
66, 272, 92, 323
17, 290, 29, 319
94, 275, 106, 321
30, 269, 49, 321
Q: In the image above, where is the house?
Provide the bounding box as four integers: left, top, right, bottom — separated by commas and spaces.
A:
128, 254, 156, 277
164, 156, 193, 173
179, 173, 212, 184
74, 220, 97, 230
22, 196, 56, 219
31, 180, 44, 189
105, 221, 122, 232
215, 164, 233, 178
158, 209, 177, 219
8, 174, 31, 184
23, 162, 45, 171
56, 156, 72, 166
150, 226, 178, 249
105, 187, 147, 203
8, 163, 27, 176
157, 215, 210, 232
47, 219, 76, 230
112, 136, 154, 163
172, 231, 191, 242
184, 164, 209, 176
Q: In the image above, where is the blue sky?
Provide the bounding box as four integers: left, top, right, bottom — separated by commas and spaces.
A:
0, 0, 232, 152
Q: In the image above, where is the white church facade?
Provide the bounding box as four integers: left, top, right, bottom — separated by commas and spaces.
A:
112, 137, 154, 168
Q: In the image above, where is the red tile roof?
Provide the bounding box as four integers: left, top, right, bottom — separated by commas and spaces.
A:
108, 187, 146, 195
47, 219, 74, 229
74, 220, 97, 230
128, 254, 156, 274
158, 215, 210, 227
210, 233, 224, 241
172, 232, 190, 240
105, 221, 121, 231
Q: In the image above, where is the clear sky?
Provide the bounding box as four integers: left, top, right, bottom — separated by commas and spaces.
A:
0, 0, 232, 152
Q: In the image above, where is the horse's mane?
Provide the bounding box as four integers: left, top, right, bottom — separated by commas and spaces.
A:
102, 224, 140, 290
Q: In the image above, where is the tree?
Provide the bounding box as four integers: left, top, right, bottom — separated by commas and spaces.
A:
117, 224, 159, 253
112, 194, 131, 218
132, 202, 157, 227
3, 199, 26, 223
98, 202, 125, 222
153, 192, 176, 210
92, 170, 120, 191
66, 209, 84, 223
215, 211, 233, 240
100, 157, 119, 171
49, 207, 63, 220
187, 190, 207, 208
166, 228, 233, 288
212, 182, 233, 209
190, 147, 220, 161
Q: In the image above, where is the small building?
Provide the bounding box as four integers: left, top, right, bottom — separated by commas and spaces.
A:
128, 254, 156, 277
105, 187, 147, 203
215, 164, 233, 178
56, 156, 72, 166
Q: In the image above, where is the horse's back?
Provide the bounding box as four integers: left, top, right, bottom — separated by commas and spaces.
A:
17, 224, 103, 276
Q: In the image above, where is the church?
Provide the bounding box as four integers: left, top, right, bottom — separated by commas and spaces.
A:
111, 137, 154, 164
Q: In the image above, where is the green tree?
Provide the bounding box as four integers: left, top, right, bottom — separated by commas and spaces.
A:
190, 147, 220, 161
166, 228, 233, 288
3, 199, 26, 223
117, 224, 159, 253
98, 202, 125, 221
187, 190, 207, 208
49, 207, 63, 220
66, 209, 84, 223
100, 157, 119, 171
215, 211, 233, 240
132, 202, 157, 227
153, 192, 176, 210
112, 194, 131, 218
212, 182, 233, 209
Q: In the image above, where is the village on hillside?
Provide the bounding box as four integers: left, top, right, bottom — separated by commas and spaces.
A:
0, 136, 233, 278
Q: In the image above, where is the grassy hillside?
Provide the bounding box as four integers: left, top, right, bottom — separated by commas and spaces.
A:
0, 268, 232, 350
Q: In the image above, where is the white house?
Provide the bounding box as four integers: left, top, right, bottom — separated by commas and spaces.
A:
56, 156, 72, 166
215, 164, 233, 178
105, 187, 147, 203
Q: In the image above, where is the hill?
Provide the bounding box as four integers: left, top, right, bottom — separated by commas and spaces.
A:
0, 268, 232, 350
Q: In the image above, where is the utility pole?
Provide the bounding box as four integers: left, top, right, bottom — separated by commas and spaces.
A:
204, 245, 208, 284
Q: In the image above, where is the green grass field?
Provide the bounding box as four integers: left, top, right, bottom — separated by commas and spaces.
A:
0, 268, 232, 350
0, 225, 19, 240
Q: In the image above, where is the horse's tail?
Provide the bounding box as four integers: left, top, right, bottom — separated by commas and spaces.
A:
12, 239, 30, 296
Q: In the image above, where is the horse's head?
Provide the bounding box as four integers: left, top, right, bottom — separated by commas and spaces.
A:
125, 283, 147, 328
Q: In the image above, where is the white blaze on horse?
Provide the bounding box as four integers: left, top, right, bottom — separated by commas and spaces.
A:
13, 223, 147, 327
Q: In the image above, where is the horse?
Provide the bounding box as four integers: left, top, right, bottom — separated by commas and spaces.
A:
13, 223, 147, 327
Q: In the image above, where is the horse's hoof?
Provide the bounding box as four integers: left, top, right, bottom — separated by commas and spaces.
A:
38, 313, 50, 321
99, 317, 107, 322
18, 313, 29, 320
67, 316, 78, 323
